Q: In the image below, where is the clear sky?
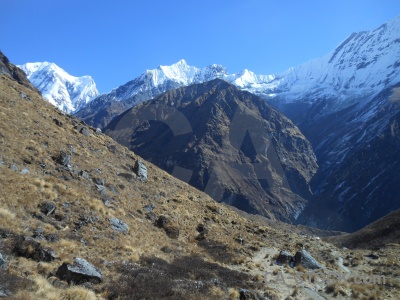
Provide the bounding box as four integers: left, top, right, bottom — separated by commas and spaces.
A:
1, 0, 399, 93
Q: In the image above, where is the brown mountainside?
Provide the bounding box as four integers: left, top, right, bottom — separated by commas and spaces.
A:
105, 79, 318, 223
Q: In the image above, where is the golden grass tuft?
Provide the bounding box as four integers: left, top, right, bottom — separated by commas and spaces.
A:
21, 276, 98, 300
229, 288, 240, 300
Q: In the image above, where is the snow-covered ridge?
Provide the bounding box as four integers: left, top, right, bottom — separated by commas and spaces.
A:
18, 62, 99, 113
102, 15, 400, 109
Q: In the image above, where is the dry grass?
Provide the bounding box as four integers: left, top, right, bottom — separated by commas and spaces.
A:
12, 276, 97, 300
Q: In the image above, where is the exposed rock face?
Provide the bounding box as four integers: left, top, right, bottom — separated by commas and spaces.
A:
56, 257, 102, 284
294, 249, 322, 269
105, 79, 318, 222
13, 237, 56, 262
0, 51, 40, 93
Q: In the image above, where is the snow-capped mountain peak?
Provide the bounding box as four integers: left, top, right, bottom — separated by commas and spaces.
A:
18, 62, 99, 113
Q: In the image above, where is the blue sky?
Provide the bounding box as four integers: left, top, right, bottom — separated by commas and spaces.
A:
1, 0, 399, 93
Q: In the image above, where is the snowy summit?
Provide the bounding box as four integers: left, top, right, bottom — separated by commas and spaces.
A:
18, 62, 99, 113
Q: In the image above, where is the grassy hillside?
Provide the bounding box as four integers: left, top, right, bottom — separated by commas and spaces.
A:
0, 59, 399, 299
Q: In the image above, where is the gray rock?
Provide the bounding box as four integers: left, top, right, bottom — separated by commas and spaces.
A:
56, 257, 102, 285
20, 168, 30, 174
40, 201, 56, 216
96, 184, 107, 196
0, 253, 7, 270
93, 178, 105, 185
95, 128, 102, 134
276, 250, 293, 265
79, 170, 90, 180
144, 203, 156, 213
0, 160, 5, 167
58, 151, 72, 168
81, 127, 91, 137
108, 184, 119, 194
134, 159, 147, 181
294, 249, 322, 269
9, 164, 18, 171
0, 287, 12, 297
109, 218, 128, 234
53, 118, 63, 127
77, 124, 91, 137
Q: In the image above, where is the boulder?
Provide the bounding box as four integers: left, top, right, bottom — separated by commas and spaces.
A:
294, 249, 322, 269
56, 257, 102, 285
276, 250, 293, 265
134, 159, 147, 181
109, 218, 128, 234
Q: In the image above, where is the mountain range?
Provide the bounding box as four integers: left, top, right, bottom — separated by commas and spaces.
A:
2, 50, 399, 300
19, 15, 400, 232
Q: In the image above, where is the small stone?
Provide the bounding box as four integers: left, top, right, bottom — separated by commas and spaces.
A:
109, 218, 128, 234
96, 184, 107, 196
145, 212, 157, 222
155, 216, 169, 228
0, 253, 7, 270
40, 201, 56, 216
20, 168, 30, 174
165, 226, 180, 239
79, 170, 90, 180
144, 204, 156, 213
108, 184, 119, 194
9, 164, 18, 171
53, 118, 63, 127
95, 128, 102, 134
58, 151, 72, 168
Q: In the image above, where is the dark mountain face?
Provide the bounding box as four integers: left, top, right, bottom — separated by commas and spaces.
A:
288, 83, 400, 231
105, 79, 318, 222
